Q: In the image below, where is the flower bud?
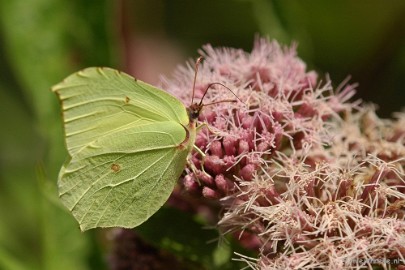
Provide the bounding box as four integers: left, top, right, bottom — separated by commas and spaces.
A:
215, 174, 233, 194
183, 174, 199, 193
202, 186, 220, 199
238, 140, 250, 155
210, 140, 223, 158
204, 155, 224, 175
223, 136, 237, 156
240, 164, 256, 181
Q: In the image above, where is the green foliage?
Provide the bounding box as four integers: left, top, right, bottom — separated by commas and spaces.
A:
136, 207, 248, 270
0, 0, 111, 269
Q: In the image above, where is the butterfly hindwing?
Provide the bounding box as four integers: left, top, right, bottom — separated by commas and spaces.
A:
58, 121, 189, 230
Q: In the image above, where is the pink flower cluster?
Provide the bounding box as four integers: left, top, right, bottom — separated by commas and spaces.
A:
162, 38, 405, 269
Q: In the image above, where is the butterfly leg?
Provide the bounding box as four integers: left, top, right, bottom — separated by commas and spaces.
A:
192, 145, 211, 177
196, 122, 222, 136
185, 144, 212, 186
186, 155, 201, 185
194, 122, 225, 179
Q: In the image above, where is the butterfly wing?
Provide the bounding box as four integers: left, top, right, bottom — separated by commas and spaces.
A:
52, 67, 193, 230
58, 121, 190, 230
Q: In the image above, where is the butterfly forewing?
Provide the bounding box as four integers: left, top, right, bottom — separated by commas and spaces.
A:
52, 67, 189, 156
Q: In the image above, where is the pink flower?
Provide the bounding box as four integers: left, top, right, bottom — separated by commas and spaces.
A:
162, 37, 405, 269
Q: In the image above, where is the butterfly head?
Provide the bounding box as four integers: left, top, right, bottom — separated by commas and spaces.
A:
188, 56, 243, 123
187, 103, 203, 122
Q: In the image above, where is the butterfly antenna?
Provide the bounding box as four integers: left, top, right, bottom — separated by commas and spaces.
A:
191, 56, 204, 106
202, 99, 238, 107
198, 82, 243, 107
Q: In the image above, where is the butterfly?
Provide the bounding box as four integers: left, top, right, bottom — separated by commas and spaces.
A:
52, 63, 204, 232
53, 57, 239, 231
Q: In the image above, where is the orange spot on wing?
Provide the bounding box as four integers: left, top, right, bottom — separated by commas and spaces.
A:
111, 163, 121, 172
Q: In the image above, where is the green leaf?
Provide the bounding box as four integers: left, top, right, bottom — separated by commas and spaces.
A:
0, 246, 28, 270
136, 207, 249, 270
0, 83, 92, 270
0, 0, 116, 129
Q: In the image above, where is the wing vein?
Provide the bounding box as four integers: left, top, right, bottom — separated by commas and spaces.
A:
114, 149, 178, 225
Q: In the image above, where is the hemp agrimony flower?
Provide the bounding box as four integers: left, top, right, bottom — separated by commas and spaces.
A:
161, 38, 405, 269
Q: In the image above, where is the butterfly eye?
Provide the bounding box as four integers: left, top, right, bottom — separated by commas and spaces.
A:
187, 103, 202, 121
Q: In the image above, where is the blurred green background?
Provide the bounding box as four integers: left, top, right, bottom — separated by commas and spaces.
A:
0, 0, 404, 269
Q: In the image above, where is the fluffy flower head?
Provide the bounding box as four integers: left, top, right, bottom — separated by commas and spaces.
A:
162, 38, 405, 269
